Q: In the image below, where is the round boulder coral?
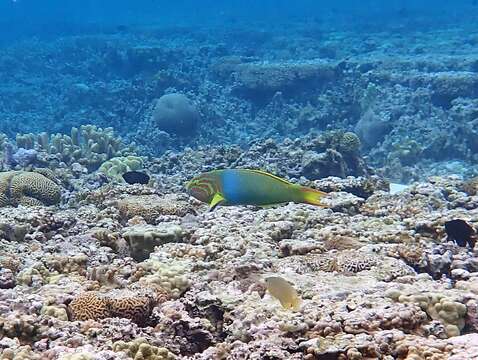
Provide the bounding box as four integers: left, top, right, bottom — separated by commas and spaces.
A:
151, 93, 199, 135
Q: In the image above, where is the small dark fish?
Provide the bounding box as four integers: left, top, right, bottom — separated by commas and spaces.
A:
116, 25, 129, 32
122, 171, 150, 185
444, 219, 476, 248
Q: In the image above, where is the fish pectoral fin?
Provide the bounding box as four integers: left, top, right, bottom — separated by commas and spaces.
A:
209, 193, 226, 211
292, 299, 301, 312
278, 299, 292, 309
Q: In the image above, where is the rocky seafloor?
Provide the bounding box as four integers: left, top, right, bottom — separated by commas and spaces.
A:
1, 135, 478, 360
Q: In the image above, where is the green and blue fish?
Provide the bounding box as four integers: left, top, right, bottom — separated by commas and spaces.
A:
186, 169, 327, 211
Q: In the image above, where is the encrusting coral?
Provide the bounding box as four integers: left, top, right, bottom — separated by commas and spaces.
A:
0, 170, 61, 207
41, 305, 69, 321
133, 259, 191, 299
116, 194, 195, 223
0, 345, 41, 360
387, 291, 468, 337
123, 223, 185, 261
113, 338, 176, 360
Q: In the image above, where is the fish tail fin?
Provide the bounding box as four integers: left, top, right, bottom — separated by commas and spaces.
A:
298, 186, 327, 207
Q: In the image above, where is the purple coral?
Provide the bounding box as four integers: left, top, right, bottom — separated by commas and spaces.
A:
12, 147, 38, 167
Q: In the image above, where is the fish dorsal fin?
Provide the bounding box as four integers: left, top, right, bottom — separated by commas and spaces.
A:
245, 169, 293, 186
209, 193, 225, 211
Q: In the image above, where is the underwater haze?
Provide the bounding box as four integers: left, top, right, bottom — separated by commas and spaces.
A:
1, 1, 478, 359
1, 0, 478, 182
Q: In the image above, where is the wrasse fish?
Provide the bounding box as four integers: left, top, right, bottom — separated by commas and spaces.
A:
186, 169, 327, 211
265, 276, 301, 311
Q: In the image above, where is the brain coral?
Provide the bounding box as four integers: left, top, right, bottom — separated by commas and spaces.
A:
151, 93, 199, 135
0, 171, 61, 207
68, 288, 167, 325
68, 292, 110, 321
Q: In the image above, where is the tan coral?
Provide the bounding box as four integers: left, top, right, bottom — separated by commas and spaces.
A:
339, 132, 361, 154
44, 254, 88, 275
0, 171, 61, 207
89, 227, 130, 257
123, 223, 185, 261
11, 171, 61, 206
59, 353, 94, 360
0, 314, 39, 341
134, 259, 191, 298
98, 155, 143, 182
40, 305, 69, 321
68, 292, 110, 321
113, 337, 176, 360
107, 289, 156, 326
388, 292, 468, 337
68, 288, 167, 325
0, 345, 41, 360
116, 194, 194, 223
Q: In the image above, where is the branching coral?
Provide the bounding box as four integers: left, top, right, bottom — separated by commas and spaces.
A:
15, 125, 136, 171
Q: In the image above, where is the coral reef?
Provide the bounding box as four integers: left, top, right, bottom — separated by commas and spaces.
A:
0, 164, 477, 358
2, 10, 478, 359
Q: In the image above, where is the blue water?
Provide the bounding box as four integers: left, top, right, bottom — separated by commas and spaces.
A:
1, 0, 476, 42
1, 0, 478, 181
